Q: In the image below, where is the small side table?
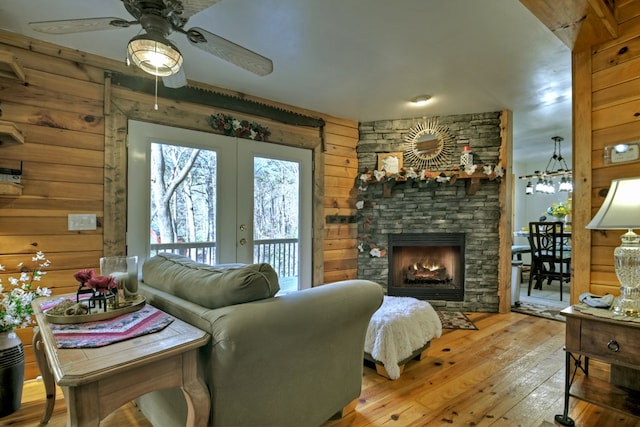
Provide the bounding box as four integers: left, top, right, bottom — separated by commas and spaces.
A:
32, 295, 210, 427
555, 305, 640, 426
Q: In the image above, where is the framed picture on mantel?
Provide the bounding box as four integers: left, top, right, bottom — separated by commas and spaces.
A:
377, 152, 403, 174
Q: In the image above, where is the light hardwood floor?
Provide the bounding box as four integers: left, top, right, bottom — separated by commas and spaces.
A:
4, 311, 639, 427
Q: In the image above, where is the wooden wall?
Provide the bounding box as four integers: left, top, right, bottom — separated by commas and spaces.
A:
587, 2, 640, 295
522, 0, 640, 301
0, 29, 359, 380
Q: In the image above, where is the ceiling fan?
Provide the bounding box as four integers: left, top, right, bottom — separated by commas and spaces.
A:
28, 0, 273, 88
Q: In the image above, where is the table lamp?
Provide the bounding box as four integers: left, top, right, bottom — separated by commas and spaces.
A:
586, 177, 640, 316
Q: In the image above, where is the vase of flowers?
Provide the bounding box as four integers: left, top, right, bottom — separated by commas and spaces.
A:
546, 201, 571, 223
0, 251, 51, 416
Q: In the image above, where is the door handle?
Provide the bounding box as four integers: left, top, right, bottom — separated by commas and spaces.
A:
239, 238, 247, 246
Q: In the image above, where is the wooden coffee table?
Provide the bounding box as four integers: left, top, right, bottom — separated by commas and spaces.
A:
31, 295, 210, 427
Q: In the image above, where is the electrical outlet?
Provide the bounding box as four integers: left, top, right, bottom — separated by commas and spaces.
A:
68, 214, 97, 231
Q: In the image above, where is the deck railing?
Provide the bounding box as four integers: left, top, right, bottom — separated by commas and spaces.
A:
150, 238, 298, 280
254, 238, 299, 279
150, 242, 217, 265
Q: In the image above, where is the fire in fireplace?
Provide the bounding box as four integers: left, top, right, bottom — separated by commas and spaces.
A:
406, 260, 450, 284
388, 233, 465, 301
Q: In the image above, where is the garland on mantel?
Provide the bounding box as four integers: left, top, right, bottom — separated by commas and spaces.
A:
208, 113, 271, 141
355, 164, 504, 257
356, 164, 504, 192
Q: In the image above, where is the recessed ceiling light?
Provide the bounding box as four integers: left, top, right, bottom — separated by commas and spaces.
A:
410, 94, 432, 105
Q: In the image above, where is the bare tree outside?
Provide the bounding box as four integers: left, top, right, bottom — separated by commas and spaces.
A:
150, 143, 209, 244
254, 157, 299, 240
149, 143, 301, 283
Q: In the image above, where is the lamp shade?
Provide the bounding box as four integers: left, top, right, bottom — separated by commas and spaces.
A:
586, 177, 640, 229
127, 32, 183, 77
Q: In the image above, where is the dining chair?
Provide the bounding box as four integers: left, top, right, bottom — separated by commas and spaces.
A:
527, 221, 571, 300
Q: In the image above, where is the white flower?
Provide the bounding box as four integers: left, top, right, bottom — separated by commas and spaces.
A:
373, 170, 385, 181
359, 173, 369, 182
436, 175, 451, 183
358, 243, 364, 252
370, 248, 382, 257
483, 165, 493, 175
37, 287, 51, 297
232, 119, 241, 129
0, 252, 51, 333
464, 164, 478, 175
356, 200, 364, 209
494, 165, 504, 178
406, 167, 419, 179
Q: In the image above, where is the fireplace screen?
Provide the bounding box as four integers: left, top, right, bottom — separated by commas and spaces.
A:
388, 233, 465, 301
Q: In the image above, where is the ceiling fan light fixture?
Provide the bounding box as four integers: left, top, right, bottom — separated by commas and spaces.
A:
127, 32, 183, 77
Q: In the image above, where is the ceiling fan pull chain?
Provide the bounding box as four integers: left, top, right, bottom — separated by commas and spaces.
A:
154, 68, 159, 111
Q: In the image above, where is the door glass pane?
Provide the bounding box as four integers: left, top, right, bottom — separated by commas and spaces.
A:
149, 142, 218, 264
253, 157, 300, 292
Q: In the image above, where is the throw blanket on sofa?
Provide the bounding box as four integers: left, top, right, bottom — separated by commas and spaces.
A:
364, 295, 442, 379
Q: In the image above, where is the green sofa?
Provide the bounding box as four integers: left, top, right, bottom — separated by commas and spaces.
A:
136, 253, 384, 427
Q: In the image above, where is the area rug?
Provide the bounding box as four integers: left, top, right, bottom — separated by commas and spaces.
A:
436, 311, 478, 330
512, 301, 566, 322
49, 305, 174, 348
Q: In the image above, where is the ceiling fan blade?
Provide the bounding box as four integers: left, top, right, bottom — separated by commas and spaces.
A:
179, 0, 222, 20
162, 66, 188, 88
29, 17, 135, 34
187, 27, 273, 76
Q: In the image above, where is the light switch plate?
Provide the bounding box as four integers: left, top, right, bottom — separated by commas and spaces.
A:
68, 214, 97, 231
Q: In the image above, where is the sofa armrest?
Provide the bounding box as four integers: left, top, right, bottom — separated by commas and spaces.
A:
138, 279, 383, 427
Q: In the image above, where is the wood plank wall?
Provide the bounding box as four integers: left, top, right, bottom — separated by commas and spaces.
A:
588, 2, 640, 295
0, 29, 359, 380
524, 0, 640, 300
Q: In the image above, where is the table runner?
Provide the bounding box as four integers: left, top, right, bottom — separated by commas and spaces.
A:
48, 304, 174, 348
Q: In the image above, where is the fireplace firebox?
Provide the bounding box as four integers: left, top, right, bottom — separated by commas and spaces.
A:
388, 233, 465, 301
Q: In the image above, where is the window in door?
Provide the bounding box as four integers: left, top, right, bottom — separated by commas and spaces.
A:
127, 120, 312, 290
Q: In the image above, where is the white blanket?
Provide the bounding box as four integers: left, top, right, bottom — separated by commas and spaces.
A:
364, 295, 442, 379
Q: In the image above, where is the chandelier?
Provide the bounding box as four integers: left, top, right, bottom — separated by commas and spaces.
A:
519, 136, 572, 195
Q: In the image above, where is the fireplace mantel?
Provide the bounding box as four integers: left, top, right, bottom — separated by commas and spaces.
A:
359, 168, 504, 196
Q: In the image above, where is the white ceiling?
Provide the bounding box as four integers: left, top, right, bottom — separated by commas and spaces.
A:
0, 0, 572, 162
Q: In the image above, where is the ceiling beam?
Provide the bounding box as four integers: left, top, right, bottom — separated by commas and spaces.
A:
519, 0, 617, 51
587, 0, 618, 39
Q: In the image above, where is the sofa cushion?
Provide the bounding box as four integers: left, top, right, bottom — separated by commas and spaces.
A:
142, 253, 280, 309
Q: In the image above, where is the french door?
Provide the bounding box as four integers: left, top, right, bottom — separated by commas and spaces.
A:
127, 120, 312, 290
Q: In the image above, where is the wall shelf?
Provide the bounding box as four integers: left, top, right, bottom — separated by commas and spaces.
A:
0, 120, 25, 147
0, 50, 26, 82
0, 118, 24, 196
0, 181, 23, 197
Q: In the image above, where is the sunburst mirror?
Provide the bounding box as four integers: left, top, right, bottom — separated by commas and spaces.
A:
403, 118, 455, 170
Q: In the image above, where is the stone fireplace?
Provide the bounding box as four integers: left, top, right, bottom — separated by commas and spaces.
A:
388, 233, 465, 301
356, 112, 503, 312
